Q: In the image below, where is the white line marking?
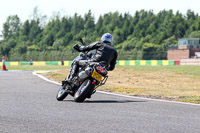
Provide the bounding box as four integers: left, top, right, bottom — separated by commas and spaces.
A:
97, 90, 200, 106
32, 71, 61, 85
32, 71, 200, 106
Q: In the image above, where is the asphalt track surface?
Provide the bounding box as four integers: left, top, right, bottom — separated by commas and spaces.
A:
0, 71, 200, 133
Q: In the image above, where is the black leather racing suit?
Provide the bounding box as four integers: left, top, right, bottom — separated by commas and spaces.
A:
69, 41, 118, 81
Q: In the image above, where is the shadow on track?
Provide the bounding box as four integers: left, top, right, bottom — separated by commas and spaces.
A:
62, 99, 147, 103
85, 100, 147, 103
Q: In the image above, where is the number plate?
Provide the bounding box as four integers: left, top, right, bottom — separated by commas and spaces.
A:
91, 71, 103, 82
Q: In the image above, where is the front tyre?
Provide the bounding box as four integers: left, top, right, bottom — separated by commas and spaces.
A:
74, 79, 95, 102
56, 85, 68, 101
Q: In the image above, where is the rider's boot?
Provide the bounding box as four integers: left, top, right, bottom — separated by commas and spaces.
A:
62, 65, 79, 85
64, 65, 79, 94
68, 64, 79, 82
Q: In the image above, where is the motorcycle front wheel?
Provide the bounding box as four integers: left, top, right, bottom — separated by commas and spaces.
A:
56, 84, 68, 101
74, 79, 95, 102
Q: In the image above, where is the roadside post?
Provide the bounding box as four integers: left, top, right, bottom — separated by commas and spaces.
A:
1, 56, 7, 71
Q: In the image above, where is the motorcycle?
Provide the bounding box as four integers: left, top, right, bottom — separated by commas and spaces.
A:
56, 38, 108, 102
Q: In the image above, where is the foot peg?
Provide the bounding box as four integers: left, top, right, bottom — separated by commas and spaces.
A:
62, 80, 71, 86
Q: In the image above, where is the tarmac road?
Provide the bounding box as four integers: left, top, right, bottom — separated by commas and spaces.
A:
0, 71, 200, 133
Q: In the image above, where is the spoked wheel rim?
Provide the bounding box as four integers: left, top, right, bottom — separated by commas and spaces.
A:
75, 80, 88, 98
56, 84, 68, 101
57, 86, 65, 98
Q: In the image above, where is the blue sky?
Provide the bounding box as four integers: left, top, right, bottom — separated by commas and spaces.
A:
0, 0, 200, 33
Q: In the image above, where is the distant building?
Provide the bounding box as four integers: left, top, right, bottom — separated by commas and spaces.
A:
167, 38, 200, 60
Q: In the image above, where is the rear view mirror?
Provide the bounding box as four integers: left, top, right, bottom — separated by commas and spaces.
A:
77, 37, 84, 45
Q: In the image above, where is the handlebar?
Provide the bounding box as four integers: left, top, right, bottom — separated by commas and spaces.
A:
73, 44, 81, 52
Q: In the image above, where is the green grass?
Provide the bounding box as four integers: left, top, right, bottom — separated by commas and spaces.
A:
179, 96, 200, 104
7, 65, 69, 71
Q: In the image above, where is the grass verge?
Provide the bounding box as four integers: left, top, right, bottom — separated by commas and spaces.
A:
43, 65, 200, 104
7, 65, 68, 71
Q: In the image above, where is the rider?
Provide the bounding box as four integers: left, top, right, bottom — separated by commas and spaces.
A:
66, 33, 118, 85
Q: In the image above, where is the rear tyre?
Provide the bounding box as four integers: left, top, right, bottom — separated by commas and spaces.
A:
74, 79, 95, 102
56, 84, 68, 101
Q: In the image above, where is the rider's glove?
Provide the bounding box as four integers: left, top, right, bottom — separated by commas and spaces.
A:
73, 44, 81, 52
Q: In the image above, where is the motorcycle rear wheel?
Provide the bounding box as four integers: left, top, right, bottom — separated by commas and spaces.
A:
74, 79, 94, 102
56, 84, 68, 101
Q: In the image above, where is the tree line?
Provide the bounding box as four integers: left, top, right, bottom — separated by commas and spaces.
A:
1, 8, 200, 61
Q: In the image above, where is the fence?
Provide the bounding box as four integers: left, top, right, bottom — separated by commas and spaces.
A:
0, 60, 181, 66
116, 60, 176, 66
